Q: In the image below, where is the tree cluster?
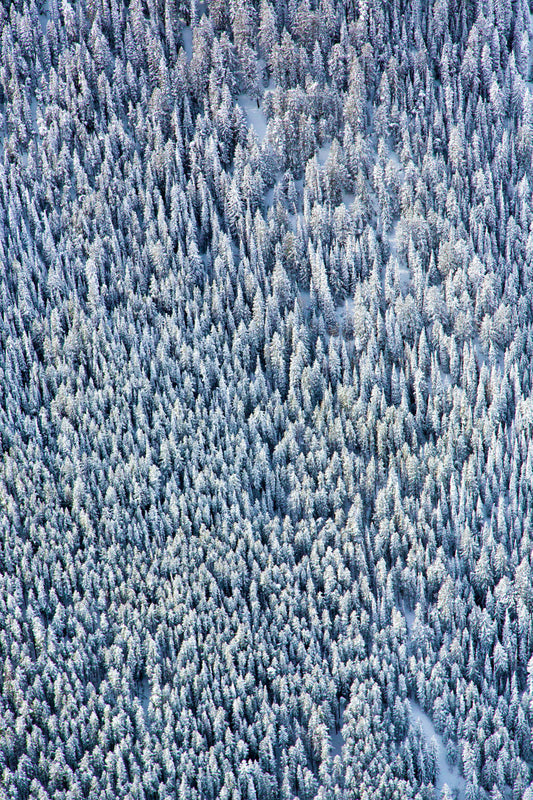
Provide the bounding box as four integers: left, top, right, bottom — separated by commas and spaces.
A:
1, 0, 533, 799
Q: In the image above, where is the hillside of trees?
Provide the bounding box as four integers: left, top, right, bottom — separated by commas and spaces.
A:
1, 0, 533, 798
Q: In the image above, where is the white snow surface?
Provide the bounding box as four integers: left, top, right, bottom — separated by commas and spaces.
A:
335, 296, 353, 332
409, 700, 465, 798
330, 699, 346, 760
237, 94, 268, 143
288, 210, 303, 232
342, 190, 355, 209
330, 729, 344, 759
38, 0, 49, 34
182, 3, 212, 60
139, 676, 151, 723
404, 609, 464, 798
317, 142, 332, 165
389, 221, 410, 291
298, 289, 311, 314
181, 26, 193, 61
404, 608, 415, 634
388, 219, 400, 256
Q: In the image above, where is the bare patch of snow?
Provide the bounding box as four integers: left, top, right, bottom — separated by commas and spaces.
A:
330, 728, 344, 759
388, 219, 400, 257
440, 370, 452, 390
334, 296, 353, 334
264, 186, 275, 207
317, 142, 332, 166
292, 177, 304, 212
330, 698, 346, 759
409, 701, 465, 799
139, 675, 151, 723
298, 289, 312, 319
403, 609, 464, 797
288, 210, 303, 232
237, 94, 268, 143
404, 608, 415, 634
181, 26, 193, 61
38, 0, 49, 34
342, 190, 355, 210
30, 97, 38, 140
392, 262, 411, 294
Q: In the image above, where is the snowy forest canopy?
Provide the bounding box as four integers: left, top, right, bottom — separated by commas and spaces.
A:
1, 0, 533, 799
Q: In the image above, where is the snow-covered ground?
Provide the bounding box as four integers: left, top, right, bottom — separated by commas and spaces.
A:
38, 0, 49, 34
288, 209, 303, 233
139, 675, 151, 725
330, 698, 346, 759
181, 26, 193, 61
327, 686, 464, 795
334, 296, 353, 333
409, 701, 465, 798
264, 186, 275, 207
298, 288, 311, 315
182, 2, 209, 59
317, 142, 332, 165
330, 728, 344, 759
237, 94, 268, 143
389, 219, 410, 291
342, 190, 355, 209
404, 607, 464, 798
404, 608, 415, 634
388, 219, 399, 256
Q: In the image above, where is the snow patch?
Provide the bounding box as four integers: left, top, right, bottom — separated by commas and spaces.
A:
342, 190, 355, 210
38, 0, 49, 34
334, 296, 354, 333
139, 675, 151, 723
388, 220, 410, 291
298, 289, 312, 314
317, 142, 332, 166
237, 94, 268, 143
181, 26, 193, 61
264, 186, 275, 208
388, 219, 400, 257
404, 609, 415, 634
330, 698, 346, 759
288, 210, 303, 232
409, 701, 465, 799
293, 177, 304, 212
330, 728, 344, 759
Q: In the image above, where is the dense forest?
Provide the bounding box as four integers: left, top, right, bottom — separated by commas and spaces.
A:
1, 0, 533, 798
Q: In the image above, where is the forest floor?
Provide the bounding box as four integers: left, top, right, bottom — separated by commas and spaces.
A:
405, 611, 465, 798
408, 701, 465, 798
